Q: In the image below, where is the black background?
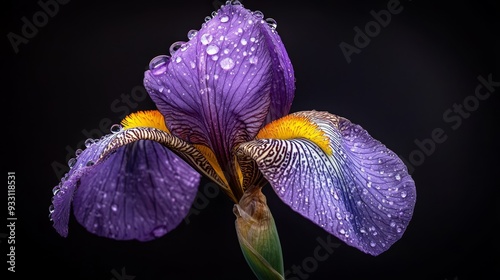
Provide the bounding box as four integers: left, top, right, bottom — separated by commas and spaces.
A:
2, 0, 499, 279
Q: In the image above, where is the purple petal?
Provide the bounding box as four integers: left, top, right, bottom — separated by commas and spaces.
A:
51, 135, 114, 237
50, 130, 200, 240
238, 111, 416, 256
144, 3, 295, 169
73, 140, 199, 241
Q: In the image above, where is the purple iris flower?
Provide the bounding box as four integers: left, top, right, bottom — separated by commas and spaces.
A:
50, 2, 416, 278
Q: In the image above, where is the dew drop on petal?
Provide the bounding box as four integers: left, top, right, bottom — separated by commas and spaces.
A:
206, 44, 220, 55
68, 158, 76, 168
220, 57, 235, 70
253, 10, 264, 19
169, 41, 184, 56
175, 57, 182, 63
152, 226, 168, 237
249, 56, 258, 64
111, 204, 118, 212
86, 160, 95, 167
220, 15, 229, 23
401, 191, 407, 198
75, 149, 83, 157
149, 55, 170, 75
110, 124, 122, 133
200, 34, 213, 45
187, 29, 198, 40
370, 241, 376, 247
84, 138, 94, 147
266, 18, 277, 29
240, 38, 247, 45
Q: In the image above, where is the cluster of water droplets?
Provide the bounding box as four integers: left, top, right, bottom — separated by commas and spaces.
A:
49, 123, 124, 222
147, 0, 278, 78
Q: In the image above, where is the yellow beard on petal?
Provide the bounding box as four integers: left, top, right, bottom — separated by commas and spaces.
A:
256, 114, 333, 155
121, 110, 169, 132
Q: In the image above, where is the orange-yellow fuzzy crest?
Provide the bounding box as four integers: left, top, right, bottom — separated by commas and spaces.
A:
256, 114, 332, 155
121, 110, 169, 132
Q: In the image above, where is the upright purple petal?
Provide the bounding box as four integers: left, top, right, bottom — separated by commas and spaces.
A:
144, 3, 295, 171
238, 111, 416, 256
50, 129, 200, 240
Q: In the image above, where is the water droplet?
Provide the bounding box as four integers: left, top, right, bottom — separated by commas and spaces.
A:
253, 10, 264, 19
366, 181, 372, 188
220, 57, 235, 70
152, 226, 168, 237
86, 160, 94, 167
232, 0, 243, 5
52, 185, 60, 195
111, 204, 118, 212
68, 158, 76, 168
200, 33, 213, 45
395, 174, 401, 181
211, 55, 219, 61
204, 16, 211, 22
335, 212, 342, 220
249, 56, 258, 64
401, 191, 407, 198
149, 55, 170, 75
240, 38, 247, 45
339, 228, 346, 235
390, 221, 396, 227
48, 204, 54, 213
266, 18, 277, 29
175, 57, 182, 63
84, 138, 94, 147
110, 124, 122, 133
211, 11, 217, 18
75, 149, 83, 157
206, 44, 220, 55
169, 41, 184, 55
187, 29, 198, 40
220, 15, 229, 23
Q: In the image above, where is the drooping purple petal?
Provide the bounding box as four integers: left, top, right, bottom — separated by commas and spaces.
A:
51, 135, 115, 237
144, 3, 295, 171
237, 111, 416, 256
73, 140, 199, 241
50, 129, 201, 240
